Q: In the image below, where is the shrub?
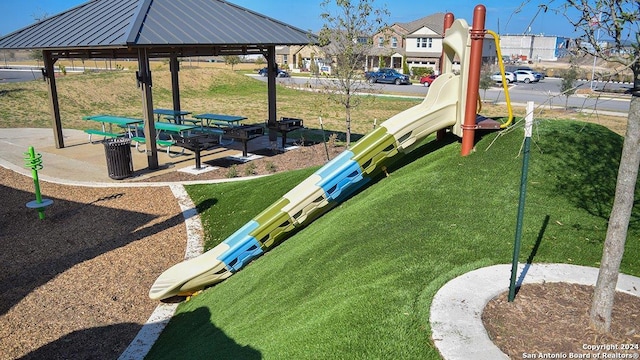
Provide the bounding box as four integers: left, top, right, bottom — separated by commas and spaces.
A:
226, 165, 238, 178
244, 163, 257, 176
411, 67, 432, 80
265, 161, 277, 173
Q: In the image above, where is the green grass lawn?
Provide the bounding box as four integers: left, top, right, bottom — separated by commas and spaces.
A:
146, 120, 640, 359
0, 67, 421, 137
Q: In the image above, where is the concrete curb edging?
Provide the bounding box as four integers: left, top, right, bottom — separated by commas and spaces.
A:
430, 263, 640, 360
117, 184, 205, 360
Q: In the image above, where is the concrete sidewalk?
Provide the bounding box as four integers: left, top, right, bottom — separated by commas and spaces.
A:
430, 263, 640, 359
0, 128, 274, 185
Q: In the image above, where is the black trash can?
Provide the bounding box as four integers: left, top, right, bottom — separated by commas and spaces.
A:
103, 138, 133, 180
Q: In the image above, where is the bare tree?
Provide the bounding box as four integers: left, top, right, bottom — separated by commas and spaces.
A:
30, 10, 49, 67
562, 0, 640, 333
317, 0, 389, 148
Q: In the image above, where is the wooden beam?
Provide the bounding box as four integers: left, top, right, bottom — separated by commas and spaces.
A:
42, 50, 64, 148
137, 48, 159, 169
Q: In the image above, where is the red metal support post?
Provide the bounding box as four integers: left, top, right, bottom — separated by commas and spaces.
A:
460, 5, 486, 156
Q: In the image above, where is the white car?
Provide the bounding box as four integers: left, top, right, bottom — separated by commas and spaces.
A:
491, 71, 516, 83
513, 70, 539, 83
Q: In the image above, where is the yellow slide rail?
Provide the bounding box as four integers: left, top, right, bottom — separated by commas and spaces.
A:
486, 29, 513, 128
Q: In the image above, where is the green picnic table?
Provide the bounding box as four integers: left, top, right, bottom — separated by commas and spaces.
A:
82, 115, 143, 143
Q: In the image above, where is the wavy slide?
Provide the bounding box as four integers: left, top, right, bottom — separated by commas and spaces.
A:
149, 72, 462, 300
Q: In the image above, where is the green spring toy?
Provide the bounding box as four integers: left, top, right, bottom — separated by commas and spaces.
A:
24, 146, 53, 220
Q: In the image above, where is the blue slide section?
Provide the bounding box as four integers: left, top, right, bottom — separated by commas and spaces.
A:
217, 221, 264, 272
315, 150, 368, 202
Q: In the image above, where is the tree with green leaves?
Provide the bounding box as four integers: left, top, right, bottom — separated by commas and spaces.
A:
561, 0, 640, 334
317, 0, 389, 148
254, 56, 265, 68
224, 55, 241, 70
559, 58, 580, 110
310, 53, 319, 75
479, 70, 493, 100
402, 56, 409, 75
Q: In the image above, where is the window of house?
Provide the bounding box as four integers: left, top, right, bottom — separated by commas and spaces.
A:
417, 38, 433, 48
378, 36, 384, 47
391, 37, 398, 48
283, 54, 288, 65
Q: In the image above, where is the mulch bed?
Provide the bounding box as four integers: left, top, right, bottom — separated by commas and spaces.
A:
0, 142, 345, 360
482, 282, 640, 359
0, 166, 186, 359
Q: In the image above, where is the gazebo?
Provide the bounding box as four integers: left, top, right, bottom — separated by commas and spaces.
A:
0, 0, 317, 169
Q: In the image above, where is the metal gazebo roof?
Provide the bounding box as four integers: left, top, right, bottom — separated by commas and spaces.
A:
0, 0, 317, 170
0, 0, 316, 57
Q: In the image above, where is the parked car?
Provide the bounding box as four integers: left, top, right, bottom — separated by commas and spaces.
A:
364, 68, 411, 85
513, 70, 539, 83
490, 71, 516, 83
258, 67, 290, 78
532, 71, 545, 81
419, 74, 438, 86
512, 66, 545, 80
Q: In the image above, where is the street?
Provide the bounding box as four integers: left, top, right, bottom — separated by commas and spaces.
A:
253, 74, 632, 115
2, 68, 631, 115
0, 68, 43, 83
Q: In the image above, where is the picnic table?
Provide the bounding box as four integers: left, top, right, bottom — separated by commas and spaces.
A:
153, 108, 191, 124
82, 115, 143, 143
130, 122, 196, 157
190, 113, 246, 128
153, 121, 196, 136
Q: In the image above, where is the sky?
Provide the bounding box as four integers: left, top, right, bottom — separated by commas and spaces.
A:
0, 0, 582, 38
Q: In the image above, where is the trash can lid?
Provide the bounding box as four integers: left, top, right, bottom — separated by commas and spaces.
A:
104, 138, 131, 145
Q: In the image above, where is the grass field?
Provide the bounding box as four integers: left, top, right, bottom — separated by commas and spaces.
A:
145, 120, 639, 359
0, 64, 628, 138
0, 64, 416, 137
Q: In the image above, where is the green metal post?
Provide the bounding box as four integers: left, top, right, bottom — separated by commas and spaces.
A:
24, 146, 53, 220
509, 102, 534, 302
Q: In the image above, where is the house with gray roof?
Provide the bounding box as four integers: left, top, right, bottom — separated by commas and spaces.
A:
375, 13, 446, 71
278, 13, 449, 75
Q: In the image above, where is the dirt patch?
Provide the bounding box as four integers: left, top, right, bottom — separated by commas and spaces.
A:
482, 282, 640, 359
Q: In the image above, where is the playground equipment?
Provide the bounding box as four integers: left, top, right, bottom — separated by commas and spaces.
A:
24, 146, 53, 220
150, 5, 513, 300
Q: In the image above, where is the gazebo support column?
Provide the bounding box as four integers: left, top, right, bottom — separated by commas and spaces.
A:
266, 46, 278, 147
137, 48, 158, 169
170, 53, 182, 124
43, 50, 64, 149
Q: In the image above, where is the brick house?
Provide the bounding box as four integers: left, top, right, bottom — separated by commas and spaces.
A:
369, 13, 446, 73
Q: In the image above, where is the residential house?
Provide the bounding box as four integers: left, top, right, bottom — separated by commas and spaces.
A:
277, 44, 329, 73
369, 13, 446, 73
277, 12, 500, 75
